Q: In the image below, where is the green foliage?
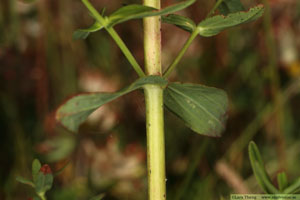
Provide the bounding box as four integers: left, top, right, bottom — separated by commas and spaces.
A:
75, 0, 196, 40
32, 159, 42, 183
249, 141, 300, 194
107, 0, 196, 27
108, 4, 156, 26
56, 76, 168, 132
277, 172, 288, 192
198, 5, 264, 37
162, 14, 196, 33
55, 0, 266, 198
16, 159, 53, 200
218, 0, 245, 15
284, 178, 300, 194
73, 22, 103, 40
164, 83, 228, 137
162, 5, 264, 38
59, 0, 264, 137
15, 176, 34, 187
248, 141, 279, 194
35, 171, 53, 194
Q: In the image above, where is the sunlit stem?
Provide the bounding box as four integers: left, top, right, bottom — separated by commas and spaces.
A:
37, 192, 46, 200
143, 0, 166, 199
144, 85, 166, 200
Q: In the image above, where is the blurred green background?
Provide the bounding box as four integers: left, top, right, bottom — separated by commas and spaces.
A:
1, 0, 300, 199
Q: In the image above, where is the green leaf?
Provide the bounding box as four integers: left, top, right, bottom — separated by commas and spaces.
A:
277, 172, 288, 192
78, 0, 196, 37
109, 4, 156, 26
248, 141, 279, 194
198, 5, 264, 37
56, 76, 168, 132
73, 22, 104, 40
108, 0, 196, 27
35, 172, 54, 194
254, 161, 279, 194
162, 14, 196, 32
218, 0, 245, 16
164, 83, 228, 137
16, 176, 34, 187
32, 159, 41, 183
283, 177, 300, 194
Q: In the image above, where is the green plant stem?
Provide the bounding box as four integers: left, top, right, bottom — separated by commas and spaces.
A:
143, 0, 161, 75
81, 0, 145, 77
206, 0, 223, 18
163, 29, 199, 78
143, 0, 166, 199
38, 192, 47, 200
144, 85, 166, 200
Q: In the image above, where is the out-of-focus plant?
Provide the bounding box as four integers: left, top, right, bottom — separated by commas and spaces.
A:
54, 0, 264, 199
249, 141, 300, 194
16, 159, 53, 200
16, 159, 105, 200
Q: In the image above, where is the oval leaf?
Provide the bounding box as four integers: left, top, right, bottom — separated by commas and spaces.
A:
56, 76, 168, 132
73, 21, 104, 40
198, 5, 264, 37
32, 159, 42, 183
162, 14, 196, 33
108, 0, 196, 27
164, 82, 228, 137
218, 0, 245, 16
35, 172, 53, 194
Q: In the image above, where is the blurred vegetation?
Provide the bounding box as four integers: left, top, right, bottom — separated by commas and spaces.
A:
1, 0, 300, 199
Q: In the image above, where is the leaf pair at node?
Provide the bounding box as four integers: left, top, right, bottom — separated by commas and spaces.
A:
73, 0, 196, 40
74, 0, 264, 40
56, 76, 228, 137
163, 5, 264, 37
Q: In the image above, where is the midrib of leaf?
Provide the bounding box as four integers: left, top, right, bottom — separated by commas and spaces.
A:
180, 85, 227, 113
167, 88, 200, 122
168, 86, 224, 128
61, 95, 118, 114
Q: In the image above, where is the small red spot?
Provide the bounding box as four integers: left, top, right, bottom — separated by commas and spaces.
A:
40, 164, 52, 175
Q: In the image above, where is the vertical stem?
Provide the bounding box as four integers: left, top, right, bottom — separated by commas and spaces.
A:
143, 0, 166, 199
144, 85, 166, 200
143, 0, 161, 75
38, 193, 47, 200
